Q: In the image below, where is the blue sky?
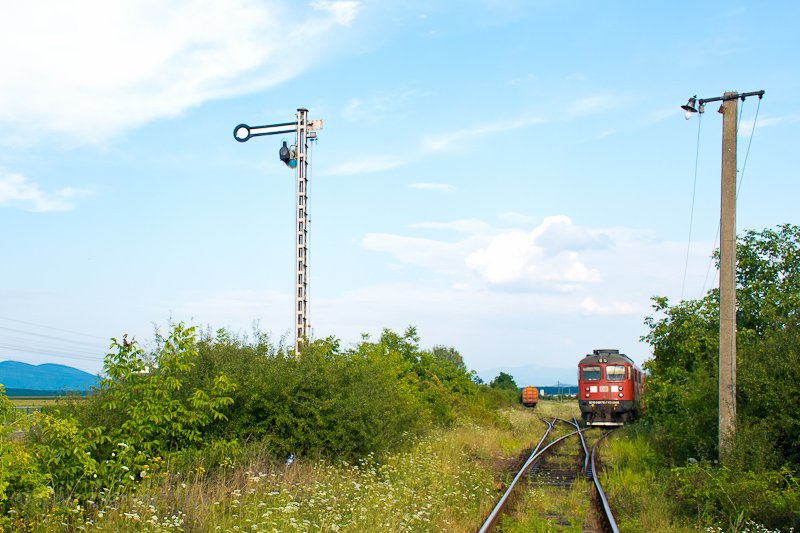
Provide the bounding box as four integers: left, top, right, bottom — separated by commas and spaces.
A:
1, 0, 797, 382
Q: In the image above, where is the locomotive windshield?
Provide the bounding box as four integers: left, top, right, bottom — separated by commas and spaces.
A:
606, 365, 626, 381
582, 366, 601, 380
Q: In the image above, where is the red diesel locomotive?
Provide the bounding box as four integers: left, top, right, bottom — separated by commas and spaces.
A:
578, 349, 644, 426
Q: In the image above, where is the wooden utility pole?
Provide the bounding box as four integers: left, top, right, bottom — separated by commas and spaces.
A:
718, 92, 738, 460
682, 89, 763, 462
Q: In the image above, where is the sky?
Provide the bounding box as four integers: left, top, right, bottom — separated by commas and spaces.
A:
1, 0, 798, 383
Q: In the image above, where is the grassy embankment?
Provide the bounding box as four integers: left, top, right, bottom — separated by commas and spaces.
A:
49, 403, 570, 532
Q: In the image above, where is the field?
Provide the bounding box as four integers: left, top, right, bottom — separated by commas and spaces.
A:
8, 397, 69, 407
29, 404, 562, 532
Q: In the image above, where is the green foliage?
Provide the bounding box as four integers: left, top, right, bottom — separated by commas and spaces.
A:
642, 224, 800, 528
486, 371, 520, 405
190, 325, 482, 459
672, 462, 800, 530
0, 322, 500, 528
0, 387, 50, 518
734, 224, 800, 335
97, 323, 236, 455
642, 225, 800, 465
27, 412, 102, 499
489, 371, 517, 390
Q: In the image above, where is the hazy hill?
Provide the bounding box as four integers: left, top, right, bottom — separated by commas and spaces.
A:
0, 361, 100, 395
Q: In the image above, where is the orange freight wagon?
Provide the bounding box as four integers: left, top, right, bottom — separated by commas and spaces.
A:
521, 386, 538, 407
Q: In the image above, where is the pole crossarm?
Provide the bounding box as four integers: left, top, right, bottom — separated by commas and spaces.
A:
698, 90, 765, 107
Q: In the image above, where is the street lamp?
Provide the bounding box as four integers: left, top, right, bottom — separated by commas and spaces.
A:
681, 89, 764, 462
233, 109, 323, 356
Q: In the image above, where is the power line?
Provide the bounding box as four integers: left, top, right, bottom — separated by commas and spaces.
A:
0, 326, 107, 350
680, 112, 703, 301
0, 342, 104, 363
0, 316, 107, 341
737, 96, 762, 196
699, 96, 763, 297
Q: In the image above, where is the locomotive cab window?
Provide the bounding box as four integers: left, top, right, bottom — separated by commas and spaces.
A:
607, 365, 626, 381
582, 366, 601, 381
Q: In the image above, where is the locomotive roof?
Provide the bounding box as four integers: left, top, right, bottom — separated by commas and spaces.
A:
578, 349, 635, 366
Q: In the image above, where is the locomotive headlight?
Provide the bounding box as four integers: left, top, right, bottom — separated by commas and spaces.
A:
618, 393, 623, 398
585, 393, 589, 398
585, 387, 589, 391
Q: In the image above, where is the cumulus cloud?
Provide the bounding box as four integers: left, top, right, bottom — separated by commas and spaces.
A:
0, 1, 360, 145
465, 216, 604, 290
0, 173, 91, 212
362, 233, 477, 274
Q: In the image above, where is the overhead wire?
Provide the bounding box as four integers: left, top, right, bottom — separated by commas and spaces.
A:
737, 96, 762, 196
0, 326, 107, 350
0, 316, 107, 340
699, 96, 762, 297
0, 342, 104, 363
680, 112, 703, 301
0, 317, 108, 367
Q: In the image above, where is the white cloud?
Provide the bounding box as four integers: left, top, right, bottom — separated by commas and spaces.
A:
422, 115, 546, 152
310, 0, 359, 25
362, 233, 478, 274
0, 173, 91, 212
738, 114, 800, 138
409, 182, 455, 192
0, 1, 360, 145
465, 229, 601, 289
579, 297, 639, 316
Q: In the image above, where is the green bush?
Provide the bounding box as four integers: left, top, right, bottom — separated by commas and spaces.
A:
672, 462, 800, 530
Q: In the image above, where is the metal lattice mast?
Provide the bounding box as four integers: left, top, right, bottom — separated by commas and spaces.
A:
233, 108, 322, 356
295, 108, 309, 354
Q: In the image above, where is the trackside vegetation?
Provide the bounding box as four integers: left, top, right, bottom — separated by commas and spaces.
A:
626, 224, 800, 531
0, 324, 528, 531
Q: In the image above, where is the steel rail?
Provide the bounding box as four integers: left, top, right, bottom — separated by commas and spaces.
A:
590, 429, 620, 533
562, 417, 591, 475
478, 420, 578, 533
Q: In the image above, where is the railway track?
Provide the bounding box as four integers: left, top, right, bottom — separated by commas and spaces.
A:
478, 417, 619, 532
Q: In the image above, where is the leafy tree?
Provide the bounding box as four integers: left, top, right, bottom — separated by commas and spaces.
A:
96, 323, 236, 455
431, 345, 466, 372
643, 224, 800, 527
0, 387, 50, 519
489, 372, 517, 390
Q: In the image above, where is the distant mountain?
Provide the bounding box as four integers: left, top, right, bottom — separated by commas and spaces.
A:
0, 361, 101, 395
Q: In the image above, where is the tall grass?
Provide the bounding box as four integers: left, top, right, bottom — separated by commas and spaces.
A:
601, 429, 697, 533
39, 406, 545, 532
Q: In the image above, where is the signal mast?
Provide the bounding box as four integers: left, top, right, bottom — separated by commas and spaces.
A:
233, 108, 322, 355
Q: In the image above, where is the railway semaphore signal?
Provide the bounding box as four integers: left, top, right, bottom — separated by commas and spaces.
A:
233, 108, 322, 356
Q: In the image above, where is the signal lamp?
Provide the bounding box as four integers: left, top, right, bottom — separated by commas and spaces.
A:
279, 141, 297, 168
